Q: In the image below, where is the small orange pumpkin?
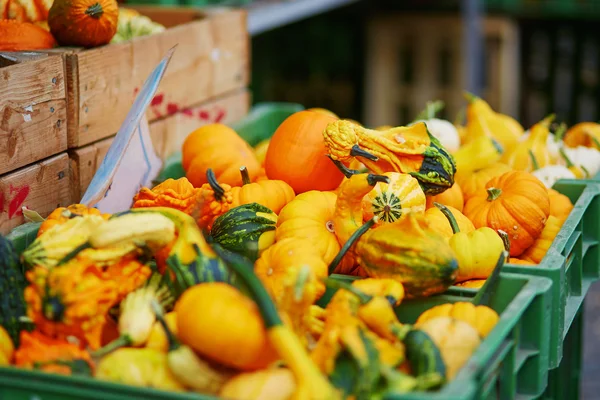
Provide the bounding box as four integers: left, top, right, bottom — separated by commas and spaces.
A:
426, 182, 464, 212
547, 188, 573, 224
37, 204, 110, 237
264, 111, 345, 194
0, 20, 56, 50
183, 124, 261, 188
230, 167, 295, 214
49, 0, 118, 47
464, 171, 550, 256
456, 162, 512, 201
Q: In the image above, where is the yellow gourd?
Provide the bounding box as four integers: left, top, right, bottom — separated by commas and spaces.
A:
220, 368, 296, 400
503, 115, 554, 171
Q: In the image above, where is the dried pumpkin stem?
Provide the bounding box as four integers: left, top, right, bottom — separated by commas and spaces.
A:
239, 166, 252, 185
85, 2, 104, 18
486, 187, 502, 202
350, 144, 379, 161
328, 217, 378, 275
433, 202, 460, 234
497, 230, 510, 261
206, 169, 225, 201
528, 149, 540, 171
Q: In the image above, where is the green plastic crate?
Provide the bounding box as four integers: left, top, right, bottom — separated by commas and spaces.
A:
0, 273, 552, 400
540, 305, 584, 400
317, 272, 553, 400
503, 180, 600, 369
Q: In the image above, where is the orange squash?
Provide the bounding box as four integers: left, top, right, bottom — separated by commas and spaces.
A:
230, 167, 295, 214
49, 0, 118, 47
183, 124, 261, 188
37, 204, 110, 237
464, 171, 550, 256
424, 205, 475, 240
457, 162, 512, 201
0, 20, 56, 50
276, 191, 340, 266
132, 178, 201, 215
548, 188, 573, 224
264, 111, 344, 194
426, 182, 464, 212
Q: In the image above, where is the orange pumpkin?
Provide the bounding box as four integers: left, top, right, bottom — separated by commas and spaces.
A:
37, 204, 110, 237
426, 182, 464, 212
276, 191, 340, 265
548, 188, 573, 224
464, 171, 550, 256
197, 170, 234, 230
132, 178, 201, 215
0, 20, 56, 50
230, 167, 295, 214
183, 124, 261, 188
456, 162, 512, 201
49, 0, 118, 47
264, 111, 344, 194
424, 205, 475, 240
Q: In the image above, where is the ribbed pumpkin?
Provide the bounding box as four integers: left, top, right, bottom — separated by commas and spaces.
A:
183, 124, 261, 188
0, 20, 56, 50
210, 203, 277, 262
354, 214, 459, 298
415, 302, 499, 338
456, 162, 512, 201
426, 182, 464, 212
362, 172, 426, 224
464, 171, 550, 256
275, 191, 340, 266
548, 188, 573, 224
424, 205, 475, 240
48, 0, 118, 47
230, 167, 295, 214
264, 111, 344, 193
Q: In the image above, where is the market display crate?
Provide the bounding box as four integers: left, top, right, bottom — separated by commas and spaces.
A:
363, 13, 520, 127
0, 53, 67, 176
503, 179, 600, 368
69, 88, 250, 201
0, 153, 71, 235
46, 6, 249, 148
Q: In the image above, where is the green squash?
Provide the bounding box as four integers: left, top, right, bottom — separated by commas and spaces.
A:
0, 235, 28, 346
404, 329, 446, 385
354, 214, 458, 298
210, 203, 277, 262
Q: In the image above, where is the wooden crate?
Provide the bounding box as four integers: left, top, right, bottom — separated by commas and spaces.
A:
0, 53, 67, 176
69, 88, 250, 202
0, 153, 71, 234
54, 6, 249, 148
364, 13, 520, 127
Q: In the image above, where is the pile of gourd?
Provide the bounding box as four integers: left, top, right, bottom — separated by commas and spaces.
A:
0, 0, 164, 51
1, 95, 599, 399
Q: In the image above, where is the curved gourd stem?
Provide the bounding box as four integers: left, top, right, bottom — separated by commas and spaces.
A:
367, 174, 390, 186
91, 335, 132, 358
328, 217, 378, 275
320, 277, 372, 304
472, 251, 507, 306
554, 123, 567, 142
558, 147, 575, 168
497, 230, 510, 262
463, 91, 478, 103
206, 169, 225, 201
433, 202, 460, 234
415, 100, 445, 121
540, 114, 556, 128
486, 187, 502, 202
528, 149, 540, 171
350, 144, 379, 161
151, 300, 180, 352
211, 244, 337, 399
239, 166, 252, 185
328, 157, 360, 178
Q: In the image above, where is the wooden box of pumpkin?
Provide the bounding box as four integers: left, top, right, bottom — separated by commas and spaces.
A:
51, 6, 249, 149
0, 52, 67, 176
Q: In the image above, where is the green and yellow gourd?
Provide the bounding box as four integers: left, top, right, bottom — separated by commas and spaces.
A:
210, 203, 277, 262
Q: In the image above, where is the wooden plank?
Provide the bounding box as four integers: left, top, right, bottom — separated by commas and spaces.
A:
66, 8, 249, 148
70, 88, 250, 201
0, 153, 71, 234
0, 56, 67, 175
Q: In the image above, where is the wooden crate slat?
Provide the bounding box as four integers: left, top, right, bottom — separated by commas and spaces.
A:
0, 55, 67, 175
66, 8, 249, 148
0, 153, 71, 234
